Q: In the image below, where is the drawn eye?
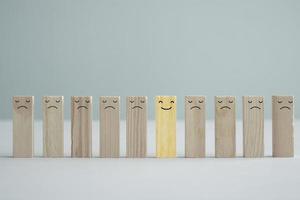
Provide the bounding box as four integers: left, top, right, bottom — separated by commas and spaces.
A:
159, 101, 163, 103
199, 100, 204, 103
229, 100, 233, 103
85, 100, 90, 103
170, 100, 175, 103
113, 100, 118, 103
248, 100, 252, 103
289, 100, 293, 104
278, 101, 283, 103
75, 100, 79, 103
56, 100, 60, 103
188, 100, 192, 103
140, 100, 145, 103
26, 99, 30, 103
259, 100, 263, 103
15, 100, 20, 103
130, 100, 134, 103
218, 101, 222, 103
102, 100, 107, 103
45, 99, 50, 103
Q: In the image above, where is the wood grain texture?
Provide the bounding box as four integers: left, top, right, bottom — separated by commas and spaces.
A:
71, 96, 92, 158
243, 96, 264, 157
100, 96, 120, 158
185, 96, 206, 158
43, 96, 64, 157
272, 96, 294, 157
126, 96, 147, 158
215, 96, 236, 158
13, 96, 34, 158
156, 96, 176, 158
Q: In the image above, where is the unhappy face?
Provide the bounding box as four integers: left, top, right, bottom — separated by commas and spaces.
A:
244, 96, 264, 111
127, 96, 146, 110
273, 96, 294, 111
216, 96, 235, 110
13, 96, 34, 111
72, 96, 92, 110
43, 96, 63, 110
185, 96, 205, 110
101, 96, 120, 111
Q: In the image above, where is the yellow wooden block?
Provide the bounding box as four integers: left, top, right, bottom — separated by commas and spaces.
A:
156, 96, 176, 158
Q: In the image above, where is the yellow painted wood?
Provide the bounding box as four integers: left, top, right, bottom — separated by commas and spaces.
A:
156, 96, 176, 158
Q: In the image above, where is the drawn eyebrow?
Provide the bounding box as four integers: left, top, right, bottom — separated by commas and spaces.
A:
140, 100, 145, 103
288, 100, 293, 103
159, 100, 163, 103
218, 101, 222, 103
278, 101, 283, 103
229, 100, 233, 103
130, 100, 134, 103
259, 100, 263, 103
102, 100, 107, 103
26, 99, 30, 103
248, 100, 252, 103
188, 100, 192, 103
45, 99, 50, 103
113, 100, 118, 103
75, 100, 80, 103
85, 100, 90, 103
15, 100, 20, 103
56, 100, 60, 103
170, 100, 175, 103
199, 100, 204, 103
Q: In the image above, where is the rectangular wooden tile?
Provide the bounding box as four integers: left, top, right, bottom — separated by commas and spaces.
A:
272, 96, 294, 157
13, 96, 34, 158
156, 96, 176, 158
185, 96, 206, 158
43, 96, 64, 157
215, 96, 236, 158
100, 96, 120, 158
126, 96, 147, 158
243, 96, 264, 157
71, 96, 92, 157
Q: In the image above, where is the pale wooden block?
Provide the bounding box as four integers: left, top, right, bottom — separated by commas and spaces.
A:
126, 96, 147, 158
215, 96, 236, 158
156, 96, 176, 158
71, 96, 92, 158
13, 96, 34, 158
185, 96, 206, 158
272, 96, 294, 157
100, 96, 120, 158
243, 96, 264, 157
43, 96, 64, 157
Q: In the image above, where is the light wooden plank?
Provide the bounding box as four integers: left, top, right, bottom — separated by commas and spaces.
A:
71, 96, 92, 158
185, 96, 206, 158
156, 96, 176, 158
272, 95, 294, 157
243, 96, 264, 157
215, 96, 236, 158
126, 96, 147, 158
100, 96, 120, 158
13, 96, 34, 158
43, 96, 64, 157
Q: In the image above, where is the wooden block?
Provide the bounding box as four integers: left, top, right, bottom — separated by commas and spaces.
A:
13, 96, 34, 158
43, 96, 64, 157
71, 96, 92, 158
215, 96, 236, 158
243, 96, 264, 157
100, 96, 120, 158
185, 96, 206, 158
272, 96, 294, 157
156, 96, 176, 158
126, 96, 147, 158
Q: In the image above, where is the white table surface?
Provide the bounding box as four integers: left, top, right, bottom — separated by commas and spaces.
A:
0, 120, 299, 200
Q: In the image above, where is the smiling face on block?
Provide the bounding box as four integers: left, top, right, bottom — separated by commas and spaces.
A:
43, 96, 63, 111
72, 96, 92, 111
13, 96, 34, 112
215, 96, 235, 111
156, 96, 176, 111
100, 96, 120, 111
185, 96, 205, 111
127, 96, 147, 111
273, 96, 294, 112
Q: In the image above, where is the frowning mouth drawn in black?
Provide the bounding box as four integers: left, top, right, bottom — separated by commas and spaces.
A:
280, 106, 291, 110
250, 106, 261, 110
220, 106, 231, 110
104, 106, 115, 110
190, 106, 201, 110
17, 106, 28, 110
48, 106, 58, 109
132, 106, 143, 109
77, 106, 88, 110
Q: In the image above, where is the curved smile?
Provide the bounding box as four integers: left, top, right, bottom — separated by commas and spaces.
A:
280, 106, 291, 110
250, 106, 261, 110
17, 106, 28, 109
161, 107, 172, 110
190, 106, 201, 110
104, 106, 115, 110
77, 106, 88, 110
132, 106, 143, 109
220, 106, 231, 110
48, 106, 58, 109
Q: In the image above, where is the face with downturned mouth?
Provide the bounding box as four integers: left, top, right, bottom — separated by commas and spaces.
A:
186, 97, 205, 110
216, 97, 235, 110
246, 97, 263, 110
44, 97, 63, 110
101, 97, 119, 110
276, 98, 293, 111
128, 97, 146, 110
74, 98, 91, 110
14, 97, 32, 110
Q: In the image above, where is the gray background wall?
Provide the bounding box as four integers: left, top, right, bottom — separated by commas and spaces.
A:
0, 0, 299, 120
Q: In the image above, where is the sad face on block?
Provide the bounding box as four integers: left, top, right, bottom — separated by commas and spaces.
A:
127, 96, 146, 110
245, 96, 264, 111
185, 96, 205, 111
43, 96, 63, 110
13, 96, 34, 111
274, 96, 294, 111
156, 96, 176, 111
72, 96, 92, 110
101, 96, 120, 111
215, 96, 235, 111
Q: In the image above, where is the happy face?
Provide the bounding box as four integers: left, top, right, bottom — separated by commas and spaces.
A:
100, 96, 120, 111
157, 96, 176, 111
127, 96, 147, 110
13, 96, 34, 111
215, 96, 235, 110
43, 96, 63, 110
72, 96, 92, 110
185, 96, 205, 110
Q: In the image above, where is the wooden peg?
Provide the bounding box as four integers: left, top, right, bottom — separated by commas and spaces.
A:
13, 96, 34, 158
156, 96, 176, 158
272, 96, 294, 157
185, 96, 206, 158
100, 96, 120, 158
71, 96, 92, 157
126, 96, 147, 158
243, 96, 264, 157
43, 96, 64, 157
215, 96, 236, 158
